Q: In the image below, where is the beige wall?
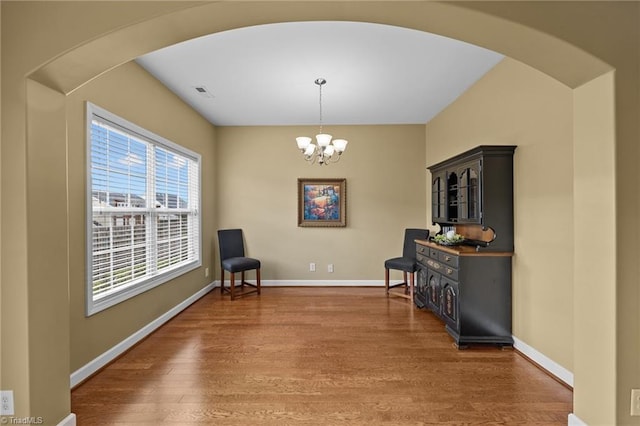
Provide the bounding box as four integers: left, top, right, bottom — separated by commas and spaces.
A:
1, 2, 638, 425
573, 71, 617, 423
65, 61, 217, 371
215, 125, 427, 282
425, 58, 574, 370
25, 79, 70, 422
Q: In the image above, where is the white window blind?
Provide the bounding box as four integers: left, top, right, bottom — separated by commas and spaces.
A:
86, 103, 201, 315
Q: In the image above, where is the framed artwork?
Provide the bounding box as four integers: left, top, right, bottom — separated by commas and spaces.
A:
298, 178, 346, 227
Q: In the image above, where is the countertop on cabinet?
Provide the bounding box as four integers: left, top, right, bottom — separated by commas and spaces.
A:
415, 239, 514, 257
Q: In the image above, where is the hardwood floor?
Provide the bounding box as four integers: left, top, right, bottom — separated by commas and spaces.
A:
71, 287, 572, 425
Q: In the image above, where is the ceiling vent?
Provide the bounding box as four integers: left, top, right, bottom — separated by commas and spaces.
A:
193, 85, 214, 98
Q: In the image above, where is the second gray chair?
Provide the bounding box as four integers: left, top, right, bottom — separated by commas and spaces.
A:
385, 228, 429, 301
218, 228, 261, 301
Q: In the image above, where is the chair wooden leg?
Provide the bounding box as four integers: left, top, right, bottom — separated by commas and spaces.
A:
385, 268, 390, 296
230, 272, 235, 301
220, 269, 225, 294
241, 271, 245, 287
256, 268, 261, 295
403, 271, 408, 294
409, 271, 415, 301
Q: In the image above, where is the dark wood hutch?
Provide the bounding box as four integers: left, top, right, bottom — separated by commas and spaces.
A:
416, 145, 516, 348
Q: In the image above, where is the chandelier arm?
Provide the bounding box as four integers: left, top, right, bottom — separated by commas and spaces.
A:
303, 147, 319, 164
323, 151, 340, 165
304, 153, 318, 165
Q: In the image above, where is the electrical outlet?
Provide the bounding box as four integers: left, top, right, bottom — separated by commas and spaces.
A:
631, 389, 640, 416
1, 390, 14, 416
205, 267, 209, 278
309, 262, 316, 272
328, 264, 334, 273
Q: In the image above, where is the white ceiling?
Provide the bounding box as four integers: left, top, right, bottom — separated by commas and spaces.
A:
136, 21, 503, 127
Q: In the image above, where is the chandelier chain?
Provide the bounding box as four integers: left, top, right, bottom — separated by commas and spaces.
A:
318, 81, 323, 134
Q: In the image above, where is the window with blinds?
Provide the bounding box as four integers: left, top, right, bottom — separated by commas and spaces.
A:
86, 103, 201, 315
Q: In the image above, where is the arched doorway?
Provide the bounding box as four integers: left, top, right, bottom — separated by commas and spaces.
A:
6, 2, 627, 425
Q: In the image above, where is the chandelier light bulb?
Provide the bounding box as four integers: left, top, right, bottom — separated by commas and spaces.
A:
316, 134, 332, 147
296, 136, 312, 150
332, 139, 348, 152
304, 144, 316, 157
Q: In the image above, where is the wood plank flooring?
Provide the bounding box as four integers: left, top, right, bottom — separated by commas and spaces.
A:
71, 287, 572, 425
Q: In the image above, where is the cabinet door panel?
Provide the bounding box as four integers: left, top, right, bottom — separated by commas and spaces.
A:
446, 172, 458, 222
426, 269, 442, 316
441, 277, 459, 331
415, 265, 428, 307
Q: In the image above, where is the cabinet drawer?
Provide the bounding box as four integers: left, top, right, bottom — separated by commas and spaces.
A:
438, 252, 459, 268
416, 244, 428, 256
429, 248, 440, 259
441, 265, 458, 281
425, 258, 443, 272
416, 253, 429, 267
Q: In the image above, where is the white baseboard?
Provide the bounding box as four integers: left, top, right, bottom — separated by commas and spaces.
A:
568, 413, 588, 425
70, 282, 215, 388
57, 413, 76, 426
215, 279, 385, 287
512, 335, 573, 387
259, 280, 384, 287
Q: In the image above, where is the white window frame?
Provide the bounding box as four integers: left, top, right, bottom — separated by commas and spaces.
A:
86, 102, 201, 316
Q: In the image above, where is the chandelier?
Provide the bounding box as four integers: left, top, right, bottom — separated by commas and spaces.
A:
296, 78, 348, 165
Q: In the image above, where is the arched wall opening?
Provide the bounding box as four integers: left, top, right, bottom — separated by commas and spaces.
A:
3, 2, 629, 425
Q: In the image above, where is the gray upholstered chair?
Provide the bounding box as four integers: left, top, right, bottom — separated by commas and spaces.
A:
385, 228, 429, 301
218, 229, 261, 300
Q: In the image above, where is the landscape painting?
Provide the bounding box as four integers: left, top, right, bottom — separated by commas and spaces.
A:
298, 178, 346, 227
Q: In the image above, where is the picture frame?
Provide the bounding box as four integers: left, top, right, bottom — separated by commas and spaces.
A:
298, 178, 347, 227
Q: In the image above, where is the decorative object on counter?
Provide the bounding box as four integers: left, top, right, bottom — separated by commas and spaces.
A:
298, 178, 346, 227
433, 232, 465, 246
295, 78, 348, 165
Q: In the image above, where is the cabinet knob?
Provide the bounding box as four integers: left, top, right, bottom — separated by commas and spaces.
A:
447, 268, 453, 275
445, 256, 451, 261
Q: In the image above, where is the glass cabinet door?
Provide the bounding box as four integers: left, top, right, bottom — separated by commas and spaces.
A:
457, 161, 481, 223
431, 171, 447, 223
